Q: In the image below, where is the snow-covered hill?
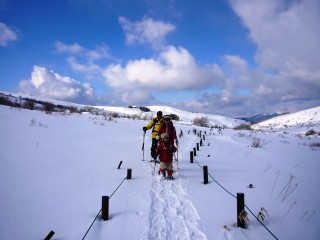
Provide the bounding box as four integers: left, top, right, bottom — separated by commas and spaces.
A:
252, 106, 320, 132
97, 105, 245, 128
0, 98, 320, 239
0, 91, 246, 128
237, 113, 287, 124
2, 90, 319, 132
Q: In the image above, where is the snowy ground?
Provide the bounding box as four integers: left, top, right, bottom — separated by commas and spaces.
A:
0, 105, 319, 240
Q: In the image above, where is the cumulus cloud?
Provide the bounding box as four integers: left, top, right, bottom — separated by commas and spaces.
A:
103, 45, 224, 90
67, 57, 101, 74
19, 66, 94, 102
119, 16, 175, 50
54, 41, 84, 55
229, 0, 320, 79
0, 22, 18, 47
53, 41, 111, 80
188, 0, 320, 116
54, 41, 111, 61
47, 8, 319, 115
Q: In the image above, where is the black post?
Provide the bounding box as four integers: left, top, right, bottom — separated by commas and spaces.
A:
200, 139, 203, 147
117, 161, 123, 169
190, 151, 193, 163
102, 196, 109, 221
203, 166, 208, 184
237, 193, 245, 228
203, 135, 206, 141
193, 147, 196, 156
127, 168, 132, 180
44, 230, 55, 240
197, 143, 199, 151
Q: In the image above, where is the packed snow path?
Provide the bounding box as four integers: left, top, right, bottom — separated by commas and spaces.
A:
144, 134, 207, 240
147, 175, 206, 240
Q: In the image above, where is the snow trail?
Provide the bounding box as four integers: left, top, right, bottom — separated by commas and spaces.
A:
147, 175, 206, 240
145, 130, 206, 240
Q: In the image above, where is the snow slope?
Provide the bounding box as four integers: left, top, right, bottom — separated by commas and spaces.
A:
252, 106, 320, 132
96, 105, 245, 128
0, 91, 246, 128
0, 104, 320, 240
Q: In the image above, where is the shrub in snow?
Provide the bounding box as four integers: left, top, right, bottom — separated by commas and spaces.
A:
305, 129, 319, 136
233, 123, 252, 130
169, 113, 180, 121
30, 118, 37, 126
111, 112, 120, 118
23, 100, 35, 110
193, 116, 209, 127
309, 142, 320, 150
251, 136, 265, 148
29, 118, 47, 128
40, 102, 55, 113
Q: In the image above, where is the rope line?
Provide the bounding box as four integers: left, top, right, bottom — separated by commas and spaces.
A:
245, 204, 279, 240
82, 176, 128, 240
193, 155, 278, 240
82, 209, 102, 240
110, 176, 127, 199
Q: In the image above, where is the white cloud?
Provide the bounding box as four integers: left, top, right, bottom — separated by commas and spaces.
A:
54, 41, 84, 54
224, 55, 248, 73
19, 66, 94, 101
0, 22, 18, 47
86, 43, 111, 61
191, 0, 320, 115
54, 41, 112, 80
229, 0, 320, 77
103, 45, 225, 91
118, 16, 175, 50
47, 6, 319, 115
67, 57, 101, 73
54, 41, 111, 61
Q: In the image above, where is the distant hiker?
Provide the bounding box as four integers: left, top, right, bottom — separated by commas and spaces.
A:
158, 115, 178, 148
143, 111, 164, 159
155, 133, 175, 180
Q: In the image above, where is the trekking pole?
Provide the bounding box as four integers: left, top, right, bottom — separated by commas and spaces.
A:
175, 139, 179, 169
152, 158, 157, 175
142, 131, 146, 161
176, 146, 179, 169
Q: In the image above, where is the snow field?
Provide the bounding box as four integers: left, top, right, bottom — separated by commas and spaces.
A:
0, 105, 319, 239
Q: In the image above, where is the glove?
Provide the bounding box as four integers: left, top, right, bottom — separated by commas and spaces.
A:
156, 135, 160, 140
143, 127, 147, 132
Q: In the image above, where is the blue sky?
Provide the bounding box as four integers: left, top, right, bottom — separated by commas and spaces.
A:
0, 0, 319, 117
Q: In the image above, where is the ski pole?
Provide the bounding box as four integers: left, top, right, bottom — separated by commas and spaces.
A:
142, 131, 146, 161
176, 146, 179, 169
175, 139, 179, 169
152, 158, 157, 175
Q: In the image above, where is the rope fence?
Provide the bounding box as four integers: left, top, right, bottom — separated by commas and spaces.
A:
190, 129, 279, 240
45, 127, 280, 240
81, 169, 131, 240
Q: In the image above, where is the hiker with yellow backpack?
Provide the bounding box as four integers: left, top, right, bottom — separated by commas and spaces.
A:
143, 111, 164, 161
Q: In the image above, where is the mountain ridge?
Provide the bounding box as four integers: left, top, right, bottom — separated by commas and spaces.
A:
1, 90, 319, 131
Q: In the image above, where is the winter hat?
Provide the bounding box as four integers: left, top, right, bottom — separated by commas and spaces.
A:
163, 115, 171, 120
157, 111, 163, 117
161, 133, 169, 139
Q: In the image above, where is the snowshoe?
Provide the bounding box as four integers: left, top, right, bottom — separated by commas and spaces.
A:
166, 175, 174, 180
150, 159, 160, 163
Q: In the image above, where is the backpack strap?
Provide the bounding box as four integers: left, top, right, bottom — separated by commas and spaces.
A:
151, 118, 159, 133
